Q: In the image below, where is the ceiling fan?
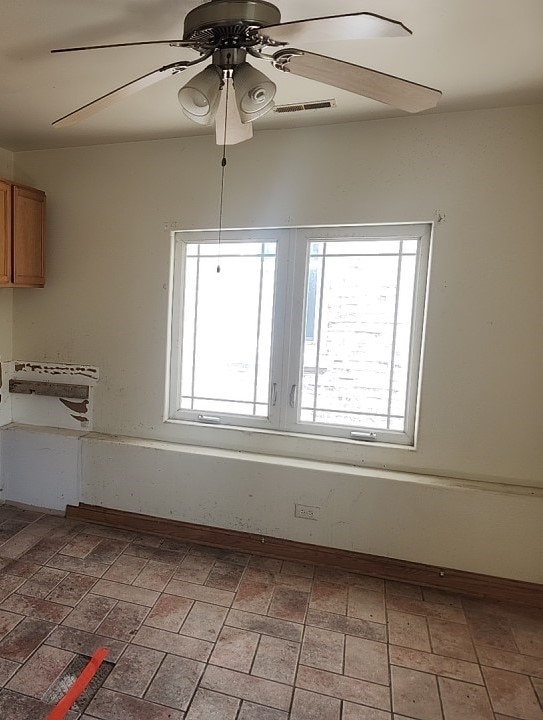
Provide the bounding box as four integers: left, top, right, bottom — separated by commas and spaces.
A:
51, 0, 442, 145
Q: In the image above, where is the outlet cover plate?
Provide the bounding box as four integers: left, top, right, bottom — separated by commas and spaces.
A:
295, 504, 321, 521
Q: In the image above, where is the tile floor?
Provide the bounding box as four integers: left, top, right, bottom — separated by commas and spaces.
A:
0, 506, 542, 720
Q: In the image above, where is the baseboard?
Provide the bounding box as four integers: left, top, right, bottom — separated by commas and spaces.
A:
66, 503, 543, 607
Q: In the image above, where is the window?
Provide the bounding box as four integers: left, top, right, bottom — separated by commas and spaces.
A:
168, 223, 431, 446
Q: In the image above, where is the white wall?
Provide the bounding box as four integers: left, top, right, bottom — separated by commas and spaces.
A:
6, 106, 543, 580
12, 105, 543, 486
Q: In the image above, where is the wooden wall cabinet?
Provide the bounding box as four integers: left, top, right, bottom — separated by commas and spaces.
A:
0, 178, 46, 288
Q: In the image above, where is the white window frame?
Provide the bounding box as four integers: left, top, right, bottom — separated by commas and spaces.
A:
167, 222, 432, 447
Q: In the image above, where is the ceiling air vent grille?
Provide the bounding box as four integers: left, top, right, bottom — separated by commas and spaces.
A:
274, 99, 337, 113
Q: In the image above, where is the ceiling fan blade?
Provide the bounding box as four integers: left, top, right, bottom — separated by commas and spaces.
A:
52, 61, 188, 128
260, 13, 411, 45
215, 78, 253, 146
274, 50, 441, 113
51, 40, 195, 53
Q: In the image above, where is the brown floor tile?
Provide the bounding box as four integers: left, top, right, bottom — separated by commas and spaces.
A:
205, 560, 245, 592
422, 589, 463, 607
102, 555, 147, 583
238, 700, 288, 719
0, 516, 61, 560
227, 608, 303, 642
310, 581, 348, 615
210, 625, 260, 672
185, 687, 240, 719
18, 567, 67, 599
145, 653, 205, 711
63, 593, 117, 632
343, 701, 392, 719
0, 658, 19, 687
306, 609, 387, 643
385, 581, 423, 600
428, 617, 477, 661
87, 687, 183, 719
391, 665, 443, 720
132, 560, 176, 591
350, 575, 385, 593
0, 617, 54, 663
388, 611, 430, 652
180, 601, 228, 642
510, 616, 543, 659
59, 533, 103, 558
6, 644, 73, 699
281, 561, 315, 579
46, 554, 110, 578
0, 611, 23, 641
45, 625, 126, 662
463, 601, 518, 651
132, 625, 212, 662
124, 544, 185, 564
201, 664, 292, 711
438, 676, 493, 720
46, 573, 97, 606
297, 665, 391, 711
247, 556, 283, 573
1, 593, 70, 623
482, 666, 543, 720
91, 578, 159, 606
389, 645, 483, 684
88, 538, 130, 564
21, 537, 66, 565
174, 554, 214, 584
97, 600, 149, 641
533, 677, 543, 706
252, 634, 300, 684
233, 579, 275, 614
290, 687, 341, 719
165, 579, 234, 607
0, 560, 41, 579
103, 644, 165, 697
0, 689, 54, 720
144, 593, 193, 632
132, 533, 164, 548
83, 525, 136, 542
348, 587, 386, 624
387, 596, 466, 624
477, 644, 543, 679
268, 586, 309, 624
345, 636, 390, 685
0, 575, 24, 603
300, 626, 344, 673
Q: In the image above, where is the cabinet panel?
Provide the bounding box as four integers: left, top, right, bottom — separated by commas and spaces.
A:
0, 180, 11, 285
13, 185, 45, 287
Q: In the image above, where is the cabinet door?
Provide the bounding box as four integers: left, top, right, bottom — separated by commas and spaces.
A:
0, 180, 11, 285
13, 184, 45, 287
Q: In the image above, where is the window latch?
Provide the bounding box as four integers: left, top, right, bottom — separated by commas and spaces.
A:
197, 414, 221, 424
350, 431, 377, 441
271, 383, 278, 407
289, 384, 297, 408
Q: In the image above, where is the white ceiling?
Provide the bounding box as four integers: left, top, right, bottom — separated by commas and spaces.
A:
1, 0, 543, 151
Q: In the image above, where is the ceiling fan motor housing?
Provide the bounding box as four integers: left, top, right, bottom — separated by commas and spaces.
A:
183, 0, 281, 49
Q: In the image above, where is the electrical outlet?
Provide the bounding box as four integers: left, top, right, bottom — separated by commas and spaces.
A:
295, 504, 320, 521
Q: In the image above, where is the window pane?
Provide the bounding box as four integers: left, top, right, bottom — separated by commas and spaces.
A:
300, 239, 419, 431
180, 241, 276, 417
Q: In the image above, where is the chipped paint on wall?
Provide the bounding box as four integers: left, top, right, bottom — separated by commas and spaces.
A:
0, 361, 14, 427
9, 361, 98, 431
13, 362, 98, 383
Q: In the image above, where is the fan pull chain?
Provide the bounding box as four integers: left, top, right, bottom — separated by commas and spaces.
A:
217, 66, 231, 274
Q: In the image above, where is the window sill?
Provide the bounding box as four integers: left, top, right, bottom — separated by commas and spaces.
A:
163, 416, 416, 468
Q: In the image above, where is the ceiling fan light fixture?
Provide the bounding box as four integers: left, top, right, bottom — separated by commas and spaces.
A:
178, 65, 223, 125
233, 62, 276, 123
